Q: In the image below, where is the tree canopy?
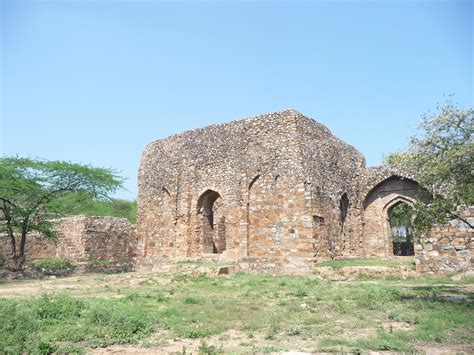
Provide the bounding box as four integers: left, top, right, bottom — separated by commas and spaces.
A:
0, 157, 124, 269
386, 101, 474, 233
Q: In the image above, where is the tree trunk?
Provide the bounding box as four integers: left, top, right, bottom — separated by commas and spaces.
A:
9, 233, 16, 259
17, 227, 27, 268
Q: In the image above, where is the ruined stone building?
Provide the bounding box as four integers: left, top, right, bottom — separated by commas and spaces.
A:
136, 109, 441, 268
1, 109, 471, 274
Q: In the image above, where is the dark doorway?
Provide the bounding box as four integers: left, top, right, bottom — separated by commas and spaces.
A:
388, 202, 414, 256
197, 190, 225, 254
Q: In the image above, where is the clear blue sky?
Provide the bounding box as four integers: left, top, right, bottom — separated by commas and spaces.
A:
1, 0, 472, 199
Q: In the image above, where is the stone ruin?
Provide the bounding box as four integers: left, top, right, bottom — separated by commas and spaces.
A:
135, 109, 472, 273
0, 216, 137, 270
1, 109, 472, 274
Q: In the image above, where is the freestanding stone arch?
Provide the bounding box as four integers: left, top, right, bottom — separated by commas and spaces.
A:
362, 175, 431, 257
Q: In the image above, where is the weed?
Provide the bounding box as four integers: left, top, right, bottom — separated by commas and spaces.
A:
198, 340, 224, 355
32, 258, 75, 276
183, 297, 203, 305
56, 343, 86, 354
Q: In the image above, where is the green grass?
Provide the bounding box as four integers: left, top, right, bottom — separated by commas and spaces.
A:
315, 257, 415, 269
1, 270, 472, 353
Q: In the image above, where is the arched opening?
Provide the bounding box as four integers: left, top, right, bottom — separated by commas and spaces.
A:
362, 175, 430, 257
197, 190, 225, 254
340, 193, 349, 224
388, 201, 414, 256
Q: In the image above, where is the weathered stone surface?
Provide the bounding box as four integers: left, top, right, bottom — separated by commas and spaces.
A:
0, 232, 56, 261
135, 109, 471, 274
0, 216, 137, 265
415, 207, 473, 274
137, 109, 366, 265
56, 216, 137, 262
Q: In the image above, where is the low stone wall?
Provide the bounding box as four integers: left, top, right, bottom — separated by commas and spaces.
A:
56, 216, 137, 262
415, 209, 473, 274
0, 233, 56, 262
238, 256, 313, 275
0, 216, 137, 266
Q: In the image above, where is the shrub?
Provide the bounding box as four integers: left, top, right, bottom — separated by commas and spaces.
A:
198, 340, 224, 355
36, 293, 84, 321
32, 258, 76, 276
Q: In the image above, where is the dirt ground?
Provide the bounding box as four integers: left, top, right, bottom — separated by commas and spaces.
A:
1, 262, 473, 354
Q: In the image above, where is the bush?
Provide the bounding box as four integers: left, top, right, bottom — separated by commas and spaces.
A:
32, 258, 76, 276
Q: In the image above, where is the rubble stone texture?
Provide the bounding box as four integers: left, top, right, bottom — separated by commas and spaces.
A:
137, 109, 471, 272
415, 208, 473, 274
0, 216, 136, 264
0, 232, 56, 261
55, 216, 137, 262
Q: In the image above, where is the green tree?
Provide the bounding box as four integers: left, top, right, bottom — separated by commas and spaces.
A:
386, 101, 474, 234
47, 191, 137, 223
0, 157, 124, 269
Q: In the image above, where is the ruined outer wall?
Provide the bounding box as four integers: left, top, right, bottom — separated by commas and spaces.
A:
0, 233, 56, 262
1, 216, 137, 265
137, 109, 365, 261
295, 116, 366, 258
56, 216, 137, 262
415, 208, 473, 274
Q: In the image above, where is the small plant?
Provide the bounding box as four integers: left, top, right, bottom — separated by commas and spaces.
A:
288, 325, 303, 336
32, 258, 75, 276
56, 343, 86, 354
198, 340, 224, 355
294, 288, 308, 297
183, 297, 203, 305
265, 317, 279, 340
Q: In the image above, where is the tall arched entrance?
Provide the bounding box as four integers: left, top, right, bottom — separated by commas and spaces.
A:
196, 189, 226, 254
363, 176, 430, 257
388, 201, 414, 256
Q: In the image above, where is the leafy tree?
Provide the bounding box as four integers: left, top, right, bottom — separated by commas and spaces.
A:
386, 101, 474, 234
0, 157, 124, 269
47, 191, 137, 223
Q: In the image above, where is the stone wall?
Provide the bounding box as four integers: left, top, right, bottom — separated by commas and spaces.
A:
0, 216, 137, 265
56, 216, 137, 262
415, 208, 473, 274
0, 233, 56, 262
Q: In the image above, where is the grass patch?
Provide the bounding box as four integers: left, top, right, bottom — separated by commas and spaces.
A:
315, 257, 414, 269
1, 269, 472, 352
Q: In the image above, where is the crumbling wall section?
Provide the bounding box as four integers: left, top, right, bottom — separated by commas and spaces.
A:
56, 216, 137, 262
1, 216, 137, 266
0, 233, 56, 262
295, 115, 366, 259
415, 208, 473, 274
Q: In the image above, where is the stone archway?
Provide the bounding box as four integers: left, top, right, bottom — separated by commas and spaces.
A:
196, 189, 226, 254
363, 176, 430, 257
386, 200, 414, 256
